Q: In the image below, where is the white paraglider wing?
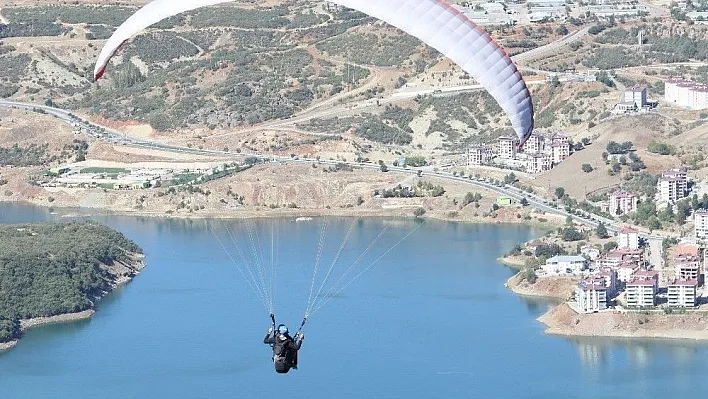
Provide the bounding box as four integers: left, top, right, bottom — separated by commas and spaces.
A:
94, 0, 534, 143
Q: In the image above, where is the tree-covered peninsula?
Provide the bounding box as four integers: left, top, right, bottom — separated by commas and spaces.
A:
0, 222, 144, 344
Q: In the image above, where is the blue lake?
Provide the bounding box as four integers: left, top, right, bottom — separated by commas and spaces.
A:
0, 202, 706, 398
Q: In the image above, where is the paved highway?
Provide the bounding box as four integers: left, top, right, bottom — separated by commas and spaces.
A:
0, 100, 669, 241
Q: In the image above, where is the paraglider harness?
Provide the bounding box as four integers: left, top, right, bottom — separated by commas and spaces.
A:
269, 314, 306, 374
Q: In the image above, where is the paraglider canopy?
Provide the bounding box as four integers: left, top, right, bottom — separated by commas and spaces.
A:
94, 0, 534, 144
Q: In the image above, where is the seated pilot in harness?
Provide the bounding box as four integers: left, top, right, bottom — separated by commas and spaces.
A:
263, 323, 304, 374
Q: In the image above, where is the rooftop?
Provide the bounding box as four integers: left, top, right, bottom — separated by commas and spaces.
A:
618, 225, 638, 233
633, 270, 658, 280
668, 279, 698, 286
627, 278, 657, 286
578, 278, 607, 291
547, 255, 586, 263
625, 84, 647, 92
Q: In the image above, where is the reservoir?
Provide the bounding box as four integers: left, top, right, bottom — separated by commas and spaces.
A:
0, 203, 706, 398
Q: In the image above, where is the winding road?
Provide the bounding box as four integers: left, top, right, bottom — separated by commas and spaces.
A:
0, 99, 668, 242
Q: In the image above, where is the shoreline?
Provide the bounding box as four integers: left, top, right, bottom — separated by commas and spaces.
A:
0, 255, 144, 353
537, 303, 708, 342
504, 266, 708, 342
0, 199, 561, 231
0, 310, 96, 353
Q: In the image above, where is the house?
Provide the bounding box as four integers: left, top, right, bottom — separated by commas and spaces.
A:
674, 254, 700, 281
695, 209, 708, 239
576, 278, 608, 313
617, 226, 640, 250
625, 271, 658, 308
542, 255, 587, 275
467, 145, 493, 167
667, 279, 698, 307
497, 136, 518, 159
610, 192, 638, 215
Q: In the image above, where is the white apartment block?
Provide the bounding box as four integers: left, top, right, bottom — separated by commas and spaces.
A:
467, 145, 492, 167
576, 278, 608, 313
625, 278, 657, 308
695, 209, 708, 239
665, 78, 708, 110
667, 280, 698, 307
542, 255, 587, 275
617, 226, 639, 250
659, 168, 688, 203
617, 85, 648, 111
610, 192, 638, 215
497, 136, 518, 159
616, 263, 640, 283
596, 267, 618, 295
521, 133, 543, 154
623, 85, 648, 108
551, 141, 570, 164
526, 153, 552, 174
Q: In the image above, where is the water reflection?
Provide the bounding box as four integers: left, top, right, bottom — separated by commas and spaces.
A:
569, 336, 708, 375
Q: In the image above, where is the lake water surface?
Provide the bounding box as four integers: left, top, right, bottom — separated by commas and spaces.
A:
1, 203, 707, 398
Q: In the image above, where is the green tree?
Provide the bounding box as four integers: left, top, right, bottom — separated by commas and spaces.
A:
603, 241, 618, 252
582, 164, 593, 173
523, 267, 537, 284
596, 222, 609, 238
413, 207, 426, 218
520, 197, 529, 206
504, 172, 517, 184
555, 187, 566, 199
660, 203, 675, 222
562, 227, 583, 241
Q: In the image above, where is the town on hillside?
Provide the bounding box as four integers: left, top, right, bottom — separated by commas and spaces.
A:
533, 217, 708, 314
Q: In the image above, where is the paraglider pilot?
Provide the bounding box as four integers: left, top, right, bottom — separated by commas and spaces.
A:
264, 314, 304, 374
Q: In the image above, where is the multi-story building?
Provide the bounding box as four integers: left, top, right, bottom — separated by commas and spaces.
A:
667, 279, 698, 307
576, 278, 608, 313
659, 181, 686, 204
695, 209, 708, 239
542, 255, 587, 275
610, 192, 638, 215
659, 167, 688, 203
665, 78, 708, 110
551, 141, 571, 164
617, 85, 648, 111
596, 267, 618, 295
521, 133, 543, 154
625, 271, 658, 308
625, 85, 648, 107
617, 226, 640, 250
467, 145, 492, 167
526, 153, 552, 174
598, 249, 643, 271
674, 254, 700, 281
497, 136, 518, 159
616, 262, 640, 284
